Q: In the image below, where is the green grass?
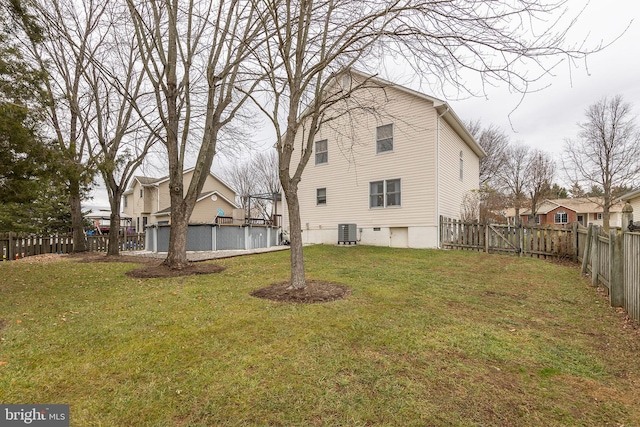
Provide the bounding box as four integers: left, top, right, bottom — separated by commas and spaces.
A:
1, 246, 639, 426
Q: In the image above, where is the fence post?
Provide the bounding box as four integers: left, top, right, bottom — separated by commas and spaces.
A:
572, 222, 579, 263
581, 224, 593, 276
591, 226, 599, 287
609, 230, 624, 307
8, 232, 15, 261
484, 223, 489, 253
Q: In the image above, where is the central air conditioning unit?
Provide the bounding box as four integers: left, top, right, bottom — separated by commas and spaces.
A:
338, 223, 357, 245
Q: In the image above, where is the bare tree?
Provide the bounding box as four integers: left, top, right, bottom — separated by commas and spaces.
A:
526, 149, 555, 223
126, 0, 263, 268
223, 150, 280, 220
465, 120, 509, 187
9, 0, 106, 252
82, 7, 159, 255
563, 95, 640, 231
250, 0, 599, 289
498, 144, 530, 224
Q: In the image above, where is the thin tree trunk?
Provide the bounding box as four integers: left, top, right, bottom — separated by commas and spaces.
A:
69, 177, 86, 252
284, 185, 306, 289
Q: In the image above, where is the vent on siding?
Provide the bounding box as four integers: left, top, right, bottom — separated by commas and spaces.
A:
338, 224, 357, 245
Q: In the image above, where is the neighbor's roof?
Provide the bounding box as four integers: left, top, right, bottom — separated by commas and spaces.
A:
125, 167, 238, 197
618, 188, 640, 202
152, 191, 238, 216
520, 198, 625, 215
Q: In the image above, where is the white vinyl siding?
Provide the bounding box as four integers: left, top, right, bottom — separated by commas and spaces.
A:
438, 118, 479, 219
282, 76, 481, 248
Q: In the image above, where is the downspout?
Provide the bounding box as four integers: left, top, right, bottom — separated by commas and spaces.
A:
436, 105, 449, 249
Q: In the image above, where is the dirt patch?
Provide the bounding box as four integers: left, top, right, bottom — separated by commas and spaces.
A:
250, 281, 351, 304
126, 262, 226, 278
67, 252, 226, 278
12, 253, 69, 264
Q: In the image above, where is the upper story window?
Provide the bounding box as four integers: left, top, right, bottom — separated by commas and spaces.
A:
554, 210, 568, 224
315, 139, 328, 165
139, 188, 143, 198
369, 179, 401, 208
124, 195, 128, 208
316, 188, 327, 205
459, 151, 464, 181
376, 124, 393, 153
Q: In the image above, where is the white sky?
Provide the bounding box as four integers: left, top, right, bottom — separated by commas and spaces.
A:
86, 0, 640, 210
449, 0, 640, 157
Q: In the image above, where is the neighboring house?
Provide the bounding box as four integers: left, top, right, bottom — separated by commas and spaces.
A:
618, 188, 640, 225
282, 72, 485, 249
507, 198, 625, 227
122, 168, 239, 233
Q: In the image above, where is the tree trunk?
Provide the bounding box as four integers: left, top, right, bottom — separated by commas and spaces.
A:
284, 186, 306, 290
107, 196, 122, 256
69, 177, 87, 252
163, 194, 190, 269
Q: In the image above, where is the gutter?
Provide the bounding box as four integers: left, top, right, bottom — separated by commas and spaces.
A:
436, 105, 450, 249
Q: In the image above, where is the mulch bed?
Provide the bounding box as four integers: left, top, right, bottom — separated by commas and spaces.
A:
250, 280, 351, 304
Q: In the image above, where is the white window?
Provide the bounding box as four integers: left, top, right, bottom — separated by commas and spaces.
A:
535, 215, 541, 224
459, 151, 464, 181
554, 210, 568, 224
597, 213, 603, 220
376, 124, 393, 153
315, 139, 328, 165
139, 188, 143, 198
369, 179, 401, 208
123, 195, 128, 208
316, 188, 326, 205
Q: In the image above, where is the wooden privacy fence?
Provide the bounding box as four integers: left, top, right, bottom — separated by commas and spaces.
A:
1, 232, 145, 261
440, 216, 578, 260
440, 216, 640, 323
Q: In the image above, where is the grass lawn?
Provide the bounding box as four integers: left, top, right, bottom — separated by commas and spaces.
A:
1, 245, 639, 426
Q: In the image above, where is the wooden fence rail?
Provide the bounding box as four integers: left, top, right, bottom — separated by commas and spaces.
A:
440, 217, 640, 323
1, 232, 145, 261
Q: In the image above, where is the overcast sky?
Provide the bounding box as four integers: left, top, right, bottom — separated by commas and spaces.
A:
449, 0, 640, 158
86, 0, 640, 210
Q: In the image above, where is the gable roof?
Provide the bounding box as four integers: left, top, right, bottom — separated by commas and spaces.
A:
125, 167, 238, 196
618, 188, 640, 202
343, 70, 487, 159
152, 191, 239, 217
520, 198, 626, 215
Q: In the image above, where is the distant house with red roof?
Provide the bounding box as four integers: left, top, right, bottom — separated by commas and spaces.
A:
506, 198, 626, 227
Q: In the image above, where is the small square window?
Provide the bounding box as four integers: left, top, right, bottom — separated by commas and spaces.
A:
316, 188, 326, 205
376, 124, 393, 153
315, 139, 328, 165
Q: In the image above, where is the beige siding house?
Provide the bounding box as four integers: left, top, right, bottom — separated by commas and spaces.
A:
619, 189, 640, 227
122, 168, 239, 232
282, 73, 484, 249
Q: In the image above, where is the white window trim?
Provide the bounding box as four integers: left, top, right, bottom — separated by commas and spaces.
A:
316, 188, 327, 206
315, 139, 328, 165
376, 123, 394, 154
369, 179, 401, 209
554, 210, 568, 224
